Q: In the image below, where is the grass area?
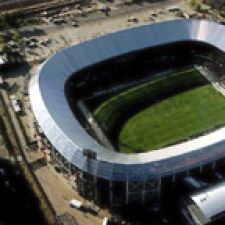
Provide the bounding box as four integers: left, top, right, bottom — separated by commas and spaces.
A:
119, 84, 225, 153
93, 68, 225, 153
93, 68, 206, 135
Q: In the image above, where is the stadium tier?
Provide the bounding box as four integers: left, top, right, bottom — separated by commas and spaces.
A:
29, 20, 225, 205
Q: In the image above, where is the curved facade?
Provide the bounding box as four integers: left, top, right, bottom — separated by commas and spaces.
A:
29, 19, 225, 203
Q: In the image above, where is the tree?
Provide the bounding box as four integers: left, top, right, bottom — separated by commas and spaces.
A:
195, 3, 202, 11
2, 44, 10, 53
0, 35, 5, 45
188, 0, 197, 8
12, 32, 20, 42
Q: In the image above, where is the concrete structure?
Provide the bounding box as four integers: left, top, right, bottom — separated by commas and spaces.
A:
29, 20, 225, 205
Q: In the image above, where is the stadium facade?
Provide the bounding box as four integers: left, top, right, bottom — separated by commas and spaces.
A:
29, 20, 225, 205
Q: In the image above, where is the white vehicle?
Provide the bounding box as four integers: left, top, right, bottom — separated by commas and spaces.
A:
28, 42, 38, 48
10, 95, 16, 101
127, 16, 138, 23
10, 95, 21, 113
69, 199, 82, 209
52, 18, 64, 24
71, 21, 79, 27
100, 5, 111, 12
41, 11, 48, 16
8, 40, 19, 49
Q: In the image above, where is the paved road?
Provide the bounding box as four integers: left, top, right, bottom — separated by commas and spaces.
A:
76, 0, 181, 23
18, 0, 181, 34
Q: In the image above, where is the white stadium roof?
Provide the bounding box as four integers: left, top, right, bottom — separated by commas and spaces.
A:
29, 19, 225, 181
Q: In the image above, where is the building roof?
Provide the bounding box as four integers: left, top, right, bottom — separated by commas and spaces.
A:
191, 182, 225, 221
29, 19, 225, 181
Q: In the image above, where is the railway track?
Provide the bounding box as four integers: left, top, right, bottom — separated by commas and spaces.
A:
0, 88, 57, 225
0, 0, 85, 16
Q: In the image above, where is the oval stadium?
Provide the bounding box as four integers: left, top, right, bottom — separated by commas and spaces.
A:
29, 19, 225, 205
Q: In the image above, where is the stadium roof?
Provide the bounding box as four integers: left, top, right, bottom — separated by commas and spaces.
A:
29, 19, 225, 182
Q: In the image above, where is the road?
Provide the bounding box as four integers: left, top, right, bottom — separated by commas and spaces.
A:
18, 0, 181, 34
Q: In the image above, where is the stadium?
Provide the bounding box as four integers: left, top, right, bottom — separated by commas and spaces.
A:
29, 19, 225, 206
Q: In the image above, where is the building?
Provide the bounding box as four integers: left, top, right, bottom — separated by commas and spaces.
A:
29, 19, 225, 206
181, 181, 225, 225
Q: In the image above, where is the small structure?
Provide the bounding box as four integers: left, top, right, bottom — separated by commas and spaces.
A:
10, 95, 21, 113
181, 181, 225, 225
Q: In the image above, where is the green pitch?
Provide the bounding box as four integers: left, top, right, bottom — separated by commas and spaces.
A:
92, 68, 225, 153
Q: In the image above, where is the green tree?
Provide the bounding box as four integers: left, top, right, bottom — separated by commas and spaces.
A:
2, 44, 10, 52
195, 3, 202, 11
12, 32, 20, 42
0, 35, 5, 45
188, 0, 197, 8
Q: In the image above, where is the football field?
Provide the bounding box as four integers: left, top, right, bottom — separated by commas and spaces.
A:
92, 68, 225, 153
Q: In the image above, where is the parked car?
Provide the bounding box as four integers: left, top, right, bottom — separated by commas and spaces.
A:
71, 21, 79, 27
69, 199, 82, 209
40, 38, 51, 46
127, 16, 138, 23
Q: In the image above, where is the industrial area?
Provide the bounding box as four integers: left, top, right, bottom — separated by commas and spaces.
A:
1, 1, 225, 225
